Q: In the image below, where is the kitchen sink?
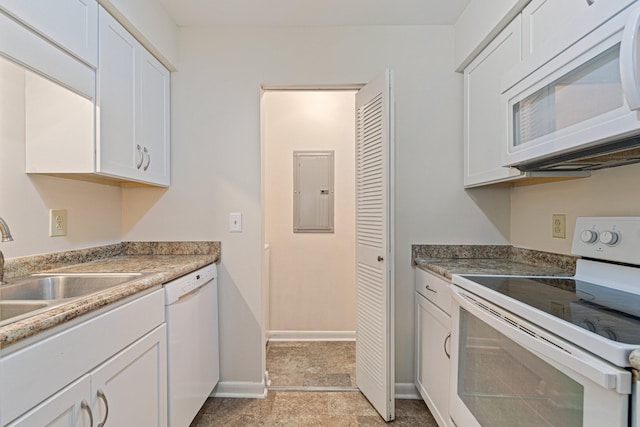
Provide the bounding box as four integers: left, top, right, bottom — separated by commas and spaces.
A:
0, 301, 49, 321
0, 273, 142, 301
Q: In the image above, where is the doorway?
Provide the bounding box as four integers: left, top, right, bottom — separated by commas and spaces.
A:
261, 89, 358, 390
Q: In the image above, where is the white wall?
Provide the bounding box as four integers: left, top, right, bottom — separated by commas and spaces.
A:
511, 163, 640, 254
0, 56, 122, 258
98, 0, 179, 70
121, 24, 510, 388
263, 90, 356, 333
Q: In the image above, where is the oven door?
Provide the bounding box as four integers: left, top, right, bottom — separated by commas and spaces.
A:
450, 286, 631, 427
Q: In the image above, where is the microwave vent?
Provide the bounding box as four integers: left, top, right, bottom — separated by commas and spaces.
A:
516, 137, 640, 172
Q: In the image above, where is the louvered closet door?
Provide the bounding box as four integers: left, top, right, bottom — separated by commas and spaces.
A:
355, 71, 395, 422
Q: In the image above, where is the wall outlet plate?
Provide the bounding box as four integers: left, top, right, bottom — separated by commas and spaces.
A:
49, 209, 67, 237
552, 214, 566, 239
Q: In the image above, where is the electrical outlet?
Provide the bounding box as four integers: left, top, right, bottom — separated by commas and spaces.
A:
552, 214, 566, 239
49, 209, 67, 237
229, 212, 242, 232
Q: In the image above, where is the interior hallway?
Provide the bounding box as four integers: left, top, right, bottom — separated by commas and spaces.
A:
266, 341, 357, 389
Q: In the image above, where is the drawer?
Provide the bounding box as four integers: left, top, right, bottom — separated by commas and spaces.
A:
415, 268, 452, 315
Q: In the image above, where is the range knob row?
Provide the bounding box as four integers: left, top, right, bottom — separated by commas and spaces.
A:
580, 229, 620, 246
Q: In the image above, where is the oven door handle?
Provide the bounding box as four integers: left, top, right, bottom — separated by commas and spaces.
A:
451, 286, 632, 394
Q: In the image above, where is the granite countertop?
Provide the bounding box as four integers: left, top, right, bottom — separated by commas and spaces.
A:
412, 245, 577, 280
0, 242, 220, 350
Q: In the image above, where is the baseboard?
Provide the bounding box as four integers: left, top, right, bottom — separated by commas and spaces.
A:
268, 330, 356, 341
211, 380, 419, 400
211, 381, 267, 399
395, 382, 420, 400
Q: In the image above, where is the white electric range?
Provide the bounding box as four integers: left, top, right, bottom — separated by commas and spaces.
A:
449, 217, 640, 427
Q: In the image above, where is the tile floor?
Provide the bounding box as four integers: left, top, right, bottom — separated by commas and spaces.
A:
190, 391, 438, 426
266, 341, 357, 388
191, 341, 438, 425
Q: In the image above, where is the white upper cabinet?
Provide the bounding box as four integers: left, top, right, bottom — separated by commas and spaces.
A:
464, 16, 524, 187
16, 3, 170, 186
97, 9, 137, 181
0, 0, 98, 67
519, 0, 635, 72
137, 49, 171, 185
97, 7, 170, 186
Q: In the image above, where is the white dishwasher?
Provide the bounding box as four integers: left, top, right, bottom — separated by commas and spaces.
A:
164, 264, 219, 427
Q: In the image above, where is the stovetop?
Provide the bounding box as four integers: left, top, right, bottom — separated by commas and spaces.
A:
459, 275, 640, 345
452, 215, 640, 368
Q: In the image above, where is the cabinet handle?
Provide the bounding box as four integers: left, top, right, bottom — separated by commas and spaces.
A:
377, 256, 384, 262
81, 400, 94, 427
425, 284, 437, 294
444, 333, 451, 359
143, 147, 151, 171
136, 145, 144, 169
97, 389, 109, 427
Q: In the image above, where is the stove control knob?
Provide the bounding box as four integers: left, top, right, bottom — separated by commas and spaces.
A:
599, 230, 620, 246
580, 230, 599, 244
580, 320, 596, 332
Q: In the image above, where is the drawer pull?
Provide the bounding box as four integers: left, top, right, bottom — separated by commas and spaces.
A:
425, 284, 437, 293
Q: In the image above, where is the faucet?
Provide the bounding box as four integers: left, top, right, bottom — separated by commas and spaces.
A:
0, 216, 14, 285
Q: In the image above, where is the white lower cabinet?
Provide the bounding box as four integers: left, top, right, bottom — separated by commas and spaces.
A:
415, 268, 452, 427
8, 326, 166, 427
7, 375, 92, 427
0, 290, 166, 427
90, 325, 167, 427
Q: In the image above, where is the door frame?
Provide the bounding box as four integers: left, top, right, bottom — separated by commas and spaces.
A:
259, 83, 364, 388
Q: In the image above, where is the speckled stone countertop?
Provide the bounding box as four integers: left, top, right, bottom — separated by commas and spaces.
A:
412, 245, 577, 279
0, 241, 220, 350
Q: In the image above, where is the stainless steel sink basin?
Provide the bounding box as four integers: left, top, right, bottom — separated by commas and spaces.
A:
0, 301, 49, 321
0, 273, 142, 301
0, 273, 143, 327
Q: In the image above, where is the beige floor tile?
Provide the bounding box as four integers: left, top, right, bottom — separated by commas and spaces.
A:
267, 341, 356, 388
302, 373, 352, 387
298, 414, 359, 426
271, 391, 330, 417
191, 393, 439, 427
327, 391, 378, 416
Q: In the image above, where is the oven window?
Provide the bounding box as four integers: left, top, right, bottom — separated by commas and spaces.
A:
458, 308, 584, 426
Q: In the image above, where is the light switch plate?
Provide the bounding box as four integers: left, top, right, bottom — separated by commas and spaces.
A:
229, 212, 242, 232
49, 209, 67, 237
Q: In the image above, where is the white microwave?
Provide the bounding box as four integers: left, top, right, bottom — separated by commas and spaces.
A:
502, 2, 640, 171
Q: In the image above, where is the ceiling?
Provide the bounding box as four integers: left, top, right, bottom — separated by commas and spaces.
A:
158, 0, 472, 27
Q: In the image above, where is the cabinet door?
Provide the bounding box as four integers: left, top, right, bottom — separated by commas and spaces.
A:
137, 49, 170, 186
416, 293, 451, 427
522, 0, 635, 61
464, 15, 523, 187
8, 375, 92, 427
0, 0, 98, 67
91, 325, 167, 427
97, 7, 138, 181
